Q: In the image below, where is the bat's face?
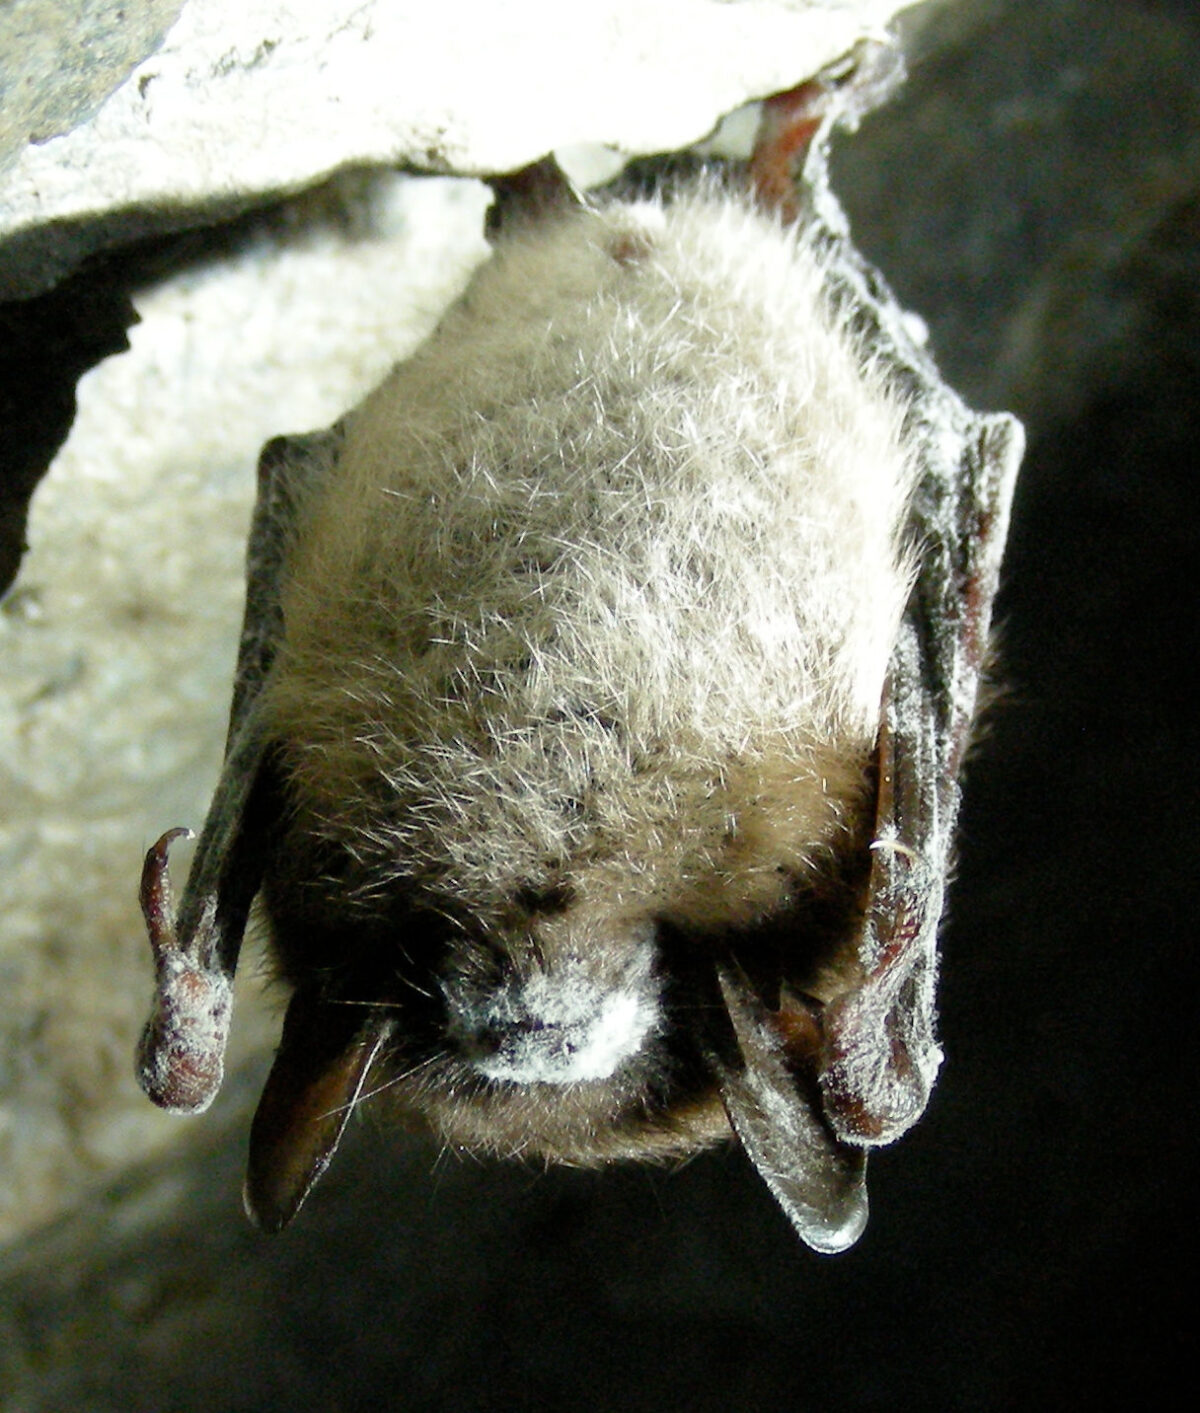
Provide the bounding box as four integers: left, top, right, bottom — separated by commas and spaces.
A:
260, 843, 727, 1163
436, 910, 662, 1092
255, 726, 874, 1168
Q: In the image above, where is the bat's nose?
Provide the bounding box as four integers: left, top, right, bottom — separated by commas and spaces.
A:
445, 964, 659, 1085
461, 1015, 607, 1084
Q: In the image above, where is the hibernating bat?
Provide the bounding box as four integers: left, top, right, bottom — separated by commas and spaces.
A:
136, 51, 1022, 1253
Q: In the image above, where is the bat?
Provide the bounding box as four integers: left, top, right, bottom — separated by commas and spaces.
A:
136, 52, 1023, 1254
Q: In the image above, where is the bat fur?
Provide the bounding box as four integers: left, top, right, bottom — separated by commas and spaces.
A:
137, 65, 1023, 1252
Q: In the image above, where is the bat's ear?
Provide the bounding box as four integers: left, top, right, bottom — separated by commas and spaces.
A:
714, 964, 868, 1254
244, 990, 393, 1233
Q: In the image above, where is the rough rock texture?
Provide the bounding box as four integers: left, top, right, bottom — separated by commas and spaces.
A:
0, 0, 183, 170
1, 0, 1197, 1407
0, 0, 911, 299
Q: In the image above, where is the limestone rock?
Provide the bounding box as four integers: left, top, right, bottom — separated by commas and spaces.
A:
0, 0, 913, 299
0, 0, 183, 170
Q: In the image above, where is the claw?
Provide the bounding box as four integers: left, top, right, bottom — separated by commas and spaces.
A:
136, 827, 232, 1115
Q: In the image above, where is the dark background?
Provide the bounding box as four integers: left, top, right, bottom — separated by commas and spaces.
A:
2, 0, 1197, 1407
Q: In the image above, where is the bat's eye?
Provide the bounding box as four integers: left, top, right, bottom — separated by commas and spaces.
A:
443, 948, 661, 1086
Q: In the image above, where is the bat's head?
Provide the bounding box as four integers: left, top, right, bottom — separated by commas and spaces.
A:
245, 680, 879, 1253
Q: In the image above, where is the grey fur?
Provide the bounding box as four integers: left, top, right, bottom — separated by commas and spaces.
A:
136, 76, 1021, 1249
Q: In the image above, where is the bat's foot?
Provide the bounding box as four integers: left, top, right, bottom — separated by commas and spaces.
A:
750, 41, 904, 222
137, 828, 232, 1114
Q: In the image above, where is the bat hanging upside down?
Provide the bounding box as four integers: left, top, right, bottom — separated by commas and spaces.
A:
136, 56, 1022, 1253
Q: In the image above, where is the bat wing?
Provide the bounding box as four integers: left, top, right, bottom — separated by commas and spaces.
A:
720, 49, 1024, 1246
818, 413, 1023, 1144
717, 407, 1021, 1246
136, 428, 343, 1113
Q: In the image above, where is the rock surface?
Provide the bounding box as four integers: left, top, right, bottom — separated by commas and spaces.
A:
0, 0, 910, 299
0, 0, 183, 171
